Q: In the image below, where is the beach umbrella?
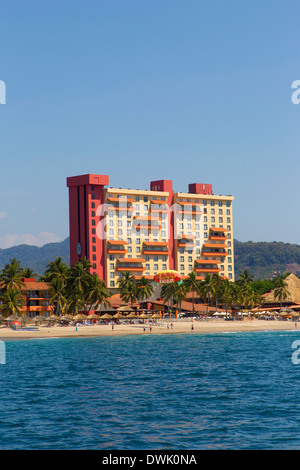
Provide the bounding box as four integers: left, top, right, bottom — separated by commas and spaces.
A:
59, 315, 73, 322
139, 313, 150, 319
88, 313, 101, 320
151, 313, 161, 319
73, 314, 87, 321
118, 305, 135, 312
6, 314, 21, 322
99, 313, 112, 319
20, 315, 31, 323
48, 315, 60, 321
153, 270, 182, 285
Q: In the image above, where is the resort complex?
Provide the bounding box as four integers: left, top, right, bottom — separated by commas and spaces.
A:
66, 174, 235, 288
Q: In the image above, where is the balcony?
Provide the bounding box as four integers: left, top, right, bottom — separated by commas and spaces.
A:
142, 241, 169, 255
194, 259, 221, 273
107, 241, 128, 254
116, 258, 145, 272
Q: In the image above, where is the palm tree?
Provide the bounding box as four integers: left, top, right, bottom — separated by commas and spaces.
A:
87, 274, 111, 313
0, 258, 25, 292
66, 286, 86, 316
44, 257, 69, 283
49, 277, 68, 316
274, 276, 290, 311
161, 282, 178, 313
218, 278, 234, 317
0, 288, 24, 317
183, 271, 200, 314
21, 268, 38, 279
238, 270, 254, 286
117, 271, 135, 291
173, 282, 188, 314
120, 281, 138, 308
135, 276, 154, 304
66, 257, 93, 308
200, 275, 217, 316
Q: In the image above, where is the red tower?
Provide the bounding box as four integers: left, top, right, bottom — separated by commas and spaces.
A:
66, 174, 109, 279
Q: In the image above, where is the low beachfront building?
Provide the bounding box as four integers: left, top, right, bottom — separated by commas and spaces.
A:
0, 278, 54, 318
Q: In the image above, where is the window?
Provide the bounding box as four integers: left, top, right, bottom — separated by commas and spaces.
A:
110, 272, 114, 278
227, 218, 230, 223
91, 202, 95, 209
154, 264, 158, 270
219, 217, 223, 223
218, 201, 222, 207
91, 193, 95, 200
154, 256, 158, 262
110, 281, 115, 287
109, 254, 114, 261
180, 264, 184, 270
92, 255, 96, 261
162, 264, 167, 270
180, 256, 184, 262
211, 208, 215, 214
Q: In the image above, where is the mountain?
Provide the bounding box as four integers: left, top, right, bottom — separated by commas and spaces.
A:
1, 237, 300, 280
234, 239, 300, 280
0, 237, 70, 275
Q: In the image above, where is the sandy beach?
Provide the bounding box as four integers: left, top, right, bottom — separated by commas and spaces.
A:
0, 318, 298, 340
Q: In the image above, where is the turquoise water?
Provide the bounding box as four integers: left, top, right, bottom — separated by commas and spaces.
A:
1, 331, 300, 449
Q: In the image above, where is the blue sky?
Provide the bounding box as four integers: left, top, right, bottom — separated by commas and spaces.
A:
0, 0, 299, 248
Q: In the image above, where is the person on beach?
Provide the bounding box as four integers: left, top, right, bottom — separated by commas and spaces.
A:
191, 323, 194, 331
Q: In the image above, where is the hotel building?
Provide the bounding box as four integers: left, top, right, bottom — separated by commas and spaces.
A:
66, 174, 234, 288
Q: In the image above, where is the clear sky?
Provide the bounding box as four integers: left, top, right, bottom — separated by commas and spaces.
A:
0, 0, 299, 248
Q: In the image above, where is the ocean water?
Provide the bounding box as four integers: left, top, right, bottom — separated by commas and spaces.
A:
1, 330, 300, 450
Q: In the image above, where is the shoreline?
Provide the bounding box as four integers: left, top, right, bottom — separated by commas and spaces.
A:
0, 319, 299, 340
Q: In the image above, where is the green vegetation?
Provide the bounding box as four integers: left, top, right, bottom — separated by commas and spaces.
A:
1, 237, 300, 281
0, 256, 111, 317
234, 239, 300, 279
0, 254, 292, 317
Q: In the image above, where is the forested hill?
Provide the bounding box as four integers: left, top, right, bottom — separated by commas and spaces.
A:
234, 240, 300, 280
0, 237, 300, 280
0, 238, 69, 275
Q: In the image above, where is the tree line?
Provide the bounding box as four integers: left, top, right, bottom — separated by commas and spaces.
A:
0, 257, 291, 317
